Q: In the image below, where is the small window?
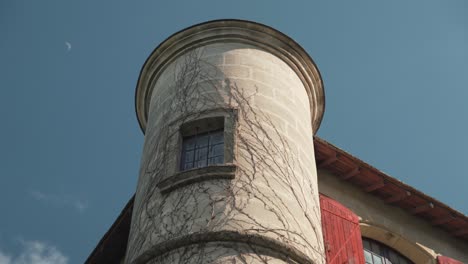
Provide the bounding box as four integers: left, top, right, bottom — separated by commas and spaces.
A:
363, 238, 413, 264
180, 128, 224, 171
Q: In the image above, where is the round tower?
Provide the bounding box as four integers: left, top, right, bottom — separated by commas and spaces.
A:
126, 20, 326, 264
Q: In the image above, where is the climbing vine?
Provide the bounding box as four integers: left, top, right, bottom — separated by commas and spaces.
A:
126, 49, 324, 264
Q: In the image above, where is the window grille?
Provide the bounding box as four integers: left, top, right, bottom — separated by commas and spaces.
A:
363, 238, 413, 264
180, 129, 224, 170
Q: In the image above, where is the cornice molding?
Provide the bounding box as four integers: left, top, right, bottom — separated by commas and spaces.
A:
135, 19, 325, 134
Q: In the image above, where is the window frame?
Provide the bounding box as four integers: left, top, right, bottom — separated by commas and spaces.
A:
180, 128, 225, 171
363, 237, 414, 264
156, 108, 238, 193
359, 222, 434, 264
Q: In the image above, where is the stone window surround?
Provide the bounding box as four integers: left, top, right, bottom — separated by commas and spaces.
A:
360, 221, 436, 264
157, 107, 238, 193
363, 237, 414, 264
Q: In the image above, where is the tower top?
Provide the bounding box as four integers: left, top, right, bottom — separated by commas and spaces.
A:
135, 19, 325, 134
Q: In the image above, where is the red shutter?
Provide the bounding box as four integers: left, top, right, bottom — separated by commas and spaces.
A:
320, 194, 365, 264
437, 255, 464, 264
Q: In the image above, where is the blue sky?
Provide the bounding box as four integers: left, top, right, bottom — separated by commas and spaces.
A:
1, 1, 467, 263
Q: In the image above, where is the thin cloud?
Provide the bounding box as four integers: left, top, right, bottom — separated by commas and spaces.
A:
29, 190, 88, 213
0, 240, 68, 264
64, 42, 71, 52
0, 252, 11, 264
29, 191, 47, 201
73, 201, 87, 213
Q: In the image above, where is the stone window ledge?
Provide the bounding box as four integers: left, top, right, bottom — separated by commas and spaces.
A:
157, 164, 237, 194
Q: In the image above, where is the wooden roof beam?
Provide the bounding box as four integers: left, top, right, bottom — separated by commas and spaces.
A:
340, 167, 360, 180
317, 153, 337, 168
432, 215, 456, 226
411, 203, 434, 214
385, 191, 411, 204
364, 180, 386, 192
453, 228, 468, 237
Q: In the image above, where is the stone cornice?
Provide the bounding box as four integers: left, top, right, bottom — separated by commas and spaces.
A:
135, 19, 325, 134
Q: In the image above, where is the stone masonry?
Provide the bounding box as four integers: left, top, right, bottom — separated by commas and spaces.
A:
126, 20, 326, 264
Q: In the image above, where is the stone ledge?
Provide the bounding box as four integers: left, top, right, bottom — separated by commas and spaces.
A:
157, 164, 237, 194
131, 230, 316, 264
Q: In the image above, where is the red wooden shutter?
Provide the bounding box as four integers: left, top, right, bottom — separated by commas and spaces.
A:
320, 194, 365, 264
437, 255, 464, 264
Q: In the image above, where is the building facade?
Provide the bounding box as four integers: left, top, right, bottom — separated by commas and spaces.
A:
86, 20, 468, 264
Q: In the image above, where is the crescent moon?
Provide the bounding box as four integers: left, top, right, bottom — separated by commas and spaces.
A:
65, 42, 72, 51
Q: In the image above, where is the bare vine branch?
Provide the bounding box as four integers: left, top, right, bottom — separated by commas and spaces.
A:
126, 49, 324, 264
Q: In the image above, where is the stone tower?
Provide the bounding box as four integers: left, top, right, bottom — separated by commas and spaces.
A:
126, 20, 326, 264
